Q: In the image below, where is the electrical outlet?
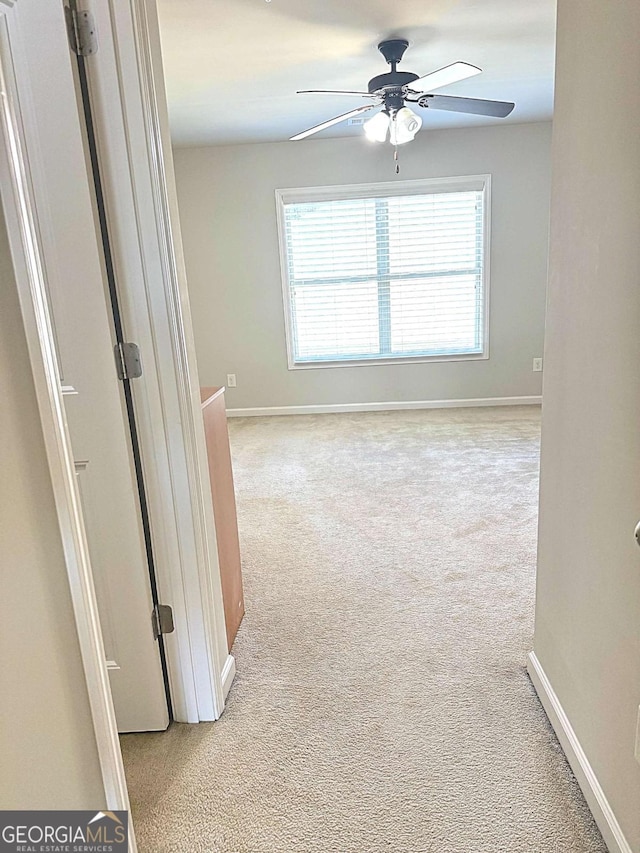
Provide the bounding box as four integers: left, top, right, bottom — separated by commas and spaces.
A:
532, 357, 543, 373
226, 373, 237, 388
635, 706, 640, 765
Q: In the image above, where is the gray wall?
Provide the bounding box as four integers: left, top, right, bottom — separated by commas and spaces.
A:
173, 122, 552, 409
534, 0, 640, 849
0, 207, 105, 808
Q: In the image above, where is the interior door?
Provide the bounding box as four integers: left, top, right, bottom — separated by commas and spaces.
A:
11, 0, 169, 732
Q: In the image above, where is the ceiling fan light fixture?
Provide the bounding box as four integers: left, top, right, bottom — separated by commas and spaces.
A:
292, 41, 515, 144
390, 107, 422, 145
363, 109, 390, 143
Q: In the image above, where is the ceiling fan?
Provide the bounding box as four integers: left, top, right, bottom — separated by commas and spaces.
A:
291, 39, 515, 145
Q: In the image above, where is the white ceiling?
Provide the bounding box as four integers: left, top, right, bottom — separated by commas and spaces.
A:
157, 0, 556, 147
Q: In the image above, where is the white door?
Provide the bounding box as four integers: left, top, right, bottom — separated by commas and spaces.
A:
10, 0, 169, 732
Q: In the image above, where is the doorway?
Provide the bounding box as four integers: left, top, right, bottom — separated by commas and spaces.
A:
0, 0, 231, 842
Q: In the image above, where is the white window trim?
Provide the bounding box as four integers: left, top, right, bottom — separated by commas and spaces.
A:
276, 174, 492, 370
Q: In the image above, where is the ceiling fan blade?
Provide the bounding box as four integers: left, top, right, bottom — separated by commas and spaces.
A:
409, 61, 482, 93
297, 89, 379, 98
290, 105, 376, 141
420, 93, 515, 118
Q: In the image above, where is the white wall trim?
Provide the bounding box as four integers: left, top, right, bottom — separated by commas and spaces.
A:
0, 6, 134, 841
227, 395, 542, 418
527, 652, 633, 853
221, 654, 236, 700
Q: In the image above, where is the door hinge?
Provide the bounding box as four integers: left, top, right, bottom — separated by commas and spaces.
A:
114, 342, 143, 381
152, 604, 175, 640
65, 7, 98, 57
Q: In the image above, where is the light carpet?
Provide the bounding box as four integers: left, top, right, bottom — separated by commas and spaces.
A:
121, 406, 606, 853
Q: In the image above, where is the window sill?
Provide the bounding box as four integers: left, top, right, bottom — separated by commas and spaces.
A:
288, 351, 489, 370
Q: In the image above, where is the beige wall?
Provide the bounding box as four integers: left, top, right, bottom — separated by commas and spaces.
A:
173, 122, 551, 409
534, 0, 640, 849
0, 207, 105, 808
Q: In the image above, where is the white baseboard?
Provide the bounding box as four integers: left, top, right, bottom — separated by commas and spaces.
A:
227, 395, 542, 418
221, 654, 236, 702
527, 652, 632, 853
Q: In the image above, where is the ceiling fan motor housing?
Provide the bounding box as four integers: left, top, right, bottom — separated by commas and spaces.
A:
368, 72, 419, 103
370, 39, 419, 108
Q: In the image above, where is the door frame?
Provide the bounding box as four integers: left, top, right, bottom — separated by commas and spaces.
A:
0, 0, 233, 826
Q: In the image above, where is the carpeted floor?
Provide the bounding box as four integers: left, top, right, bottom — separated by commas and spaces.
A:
121, 406, 606, 853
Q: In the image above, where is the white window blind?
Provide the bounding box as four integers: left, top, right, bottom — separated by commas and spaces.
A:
277, 176, 490, 368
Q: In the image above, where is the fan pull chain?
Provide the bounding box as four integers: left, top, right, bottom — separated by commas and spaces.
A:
394, 144, 400, 175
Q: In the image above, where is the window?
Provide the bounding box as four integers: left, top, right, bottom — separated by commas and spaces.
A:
276, 175, 490, 368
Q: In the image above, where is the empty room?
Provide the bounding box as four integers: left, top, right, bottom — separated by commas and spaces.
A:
3, 1, 639, 852
118, 1, 631, 851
